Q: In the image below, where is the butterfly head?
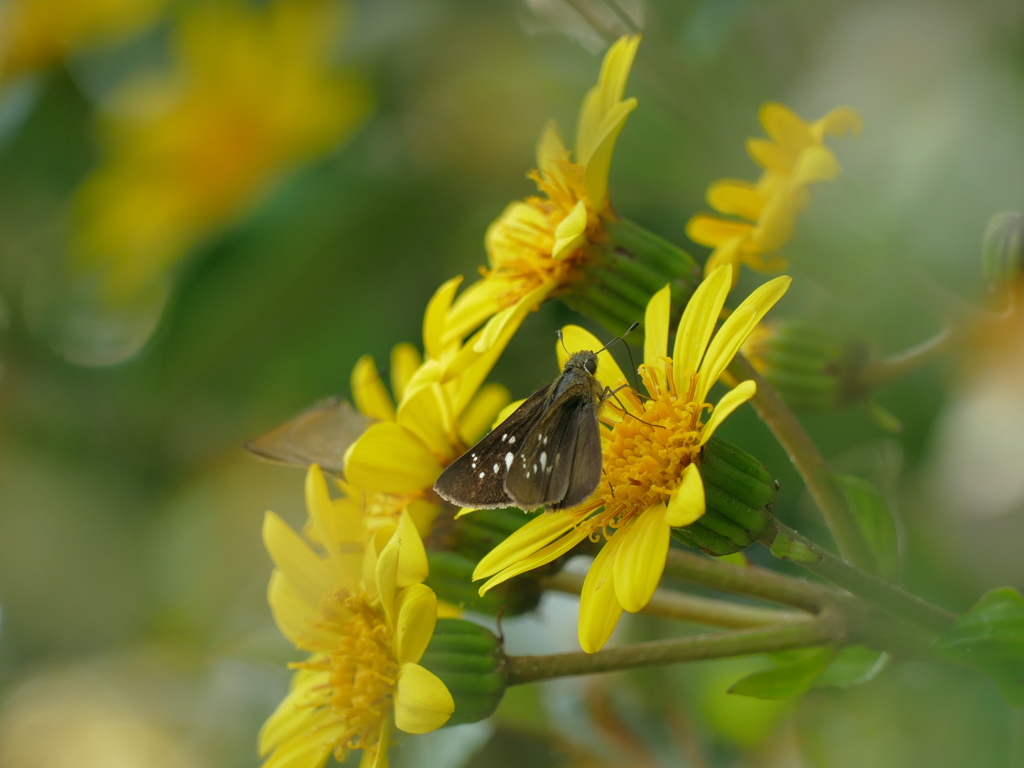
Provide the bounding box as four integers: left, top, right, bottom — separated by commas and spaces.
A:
565, 350, 599, 377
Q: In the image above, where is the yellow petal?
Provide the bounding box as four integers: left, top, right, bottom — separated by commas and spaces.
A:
750, 190, 796, 252
536, 119, 568, 170
345, 422, 444, 494
352, 355, 395, 422
262, 512, 333, 608
686, 213, 752, 247
582, 98, 637, 209
759, 102, 812, 153
458, 382, 511, 444
665, 464, 705, 526
552, 200, 589, 260
703, 237, 745, 281
261, 714, 342, 768
673, 263, 732, 389
376, 532, 402, 629
477, 526, 591, 595
396, 383, 455, 464
578, 532, 627, 653
443, 278, 505, 345
394, 663, 455, 734
267, 571, 335, 648
259, 669, 331, 755
746, 137, 792, 175
706, 179, 765, 221
423, 276, 464, 361
700, 380, 757, 446
812, 106, 862, 140
360, 720, 390, 768
612, 504, 670, 613
576, 34, 641, 163
305, 464, 340, 556
394, 582, 437, 665
558, 324, 627, 390
697, 275, 791, 403
474, 511, 581, 579
390, 342, 422, 404
790, 145, 840, 187
643, 284, 671, 363
395, 510, 429, 588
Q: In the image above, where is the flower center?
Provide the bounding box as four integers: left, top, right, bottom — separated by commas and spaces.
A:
483, 156, 601, 306
298, 589, 399, 753
575, 360, 707, 535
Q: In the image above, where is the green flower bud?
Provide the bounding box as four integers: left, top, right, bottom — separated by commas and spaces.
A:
982, 211, 1024, 284
672, 437, 777, 556
562, 217, 702, 340
420, 619, 507, 726
743, 320, 871, 410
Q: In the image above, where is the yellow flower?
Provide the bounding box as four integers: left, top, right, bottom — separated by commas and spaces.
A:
0, 0, 168, 78
445, 34, 641, 341
344, 276, 534, 506
261, 465, 454, 768
72, 0, 370, 301
472, 264, 791, 652
687, 103, 860, 281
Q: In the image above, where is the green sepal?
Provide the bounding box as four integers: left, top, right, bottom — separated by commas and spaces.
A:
426, 550, 543, 617
769, 532, 819, 563
563, 217, 701, 340
673, 437, 777, 556
420, 619, 507, 726
746, 320, 872, 410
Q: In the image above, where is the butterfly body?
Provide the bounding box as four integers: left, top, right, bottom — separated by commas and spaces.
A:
433, 350, 607, 511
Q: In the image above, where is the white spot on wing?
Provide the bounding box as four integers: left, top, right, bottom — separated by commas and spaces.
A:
505, 452, 514, 470
478, 471, 485, 478
508, 436, 516, 445
540, 452, 547, 471
493, 463, 500, 473
501, 433, 507, 442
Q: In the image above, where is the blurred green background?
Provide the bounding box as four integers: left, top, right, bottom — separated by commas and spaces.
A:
2, 0, 1024, 766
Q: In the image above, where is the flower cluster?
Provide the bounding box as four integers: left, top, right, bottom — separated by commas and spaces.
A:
686, 103, 860, 282
255, 32, 849, 765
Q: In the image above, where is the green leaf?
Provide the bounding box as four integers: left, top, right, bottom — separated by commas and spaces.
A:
934, 587, 1024, 707
728, 647, 836, 699
833, 474, 898, 579
813, 645, 889, 688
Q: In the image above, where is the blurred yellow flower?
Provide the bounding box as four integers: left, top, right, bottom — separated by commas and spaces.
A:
261, 465, 454, 768
0, 0, 168, 78
472, 265, 790, 652
446, 34, 641, 340
687, 103, 860, 282
72, 0, 370, 301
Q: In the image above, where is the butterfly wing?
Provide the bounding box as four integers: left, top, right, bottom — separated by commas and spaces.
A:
245, 397, 371, 473
550, 397, 603, 510
504, 390, 602, 510
433, 384, 553, 509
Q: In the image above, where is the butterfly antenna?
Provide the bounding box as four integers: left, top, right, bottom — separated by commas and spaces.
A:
556, 329, 570, 357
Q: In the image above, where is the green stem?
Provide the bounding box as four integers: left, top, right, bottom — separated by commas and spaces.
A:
764, 520, 956, 634
544, 569, 807, 629
662, 548, 833, 613
730, 353, 875, 569
862, 326, 956, 387
504, 610, 840, 685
